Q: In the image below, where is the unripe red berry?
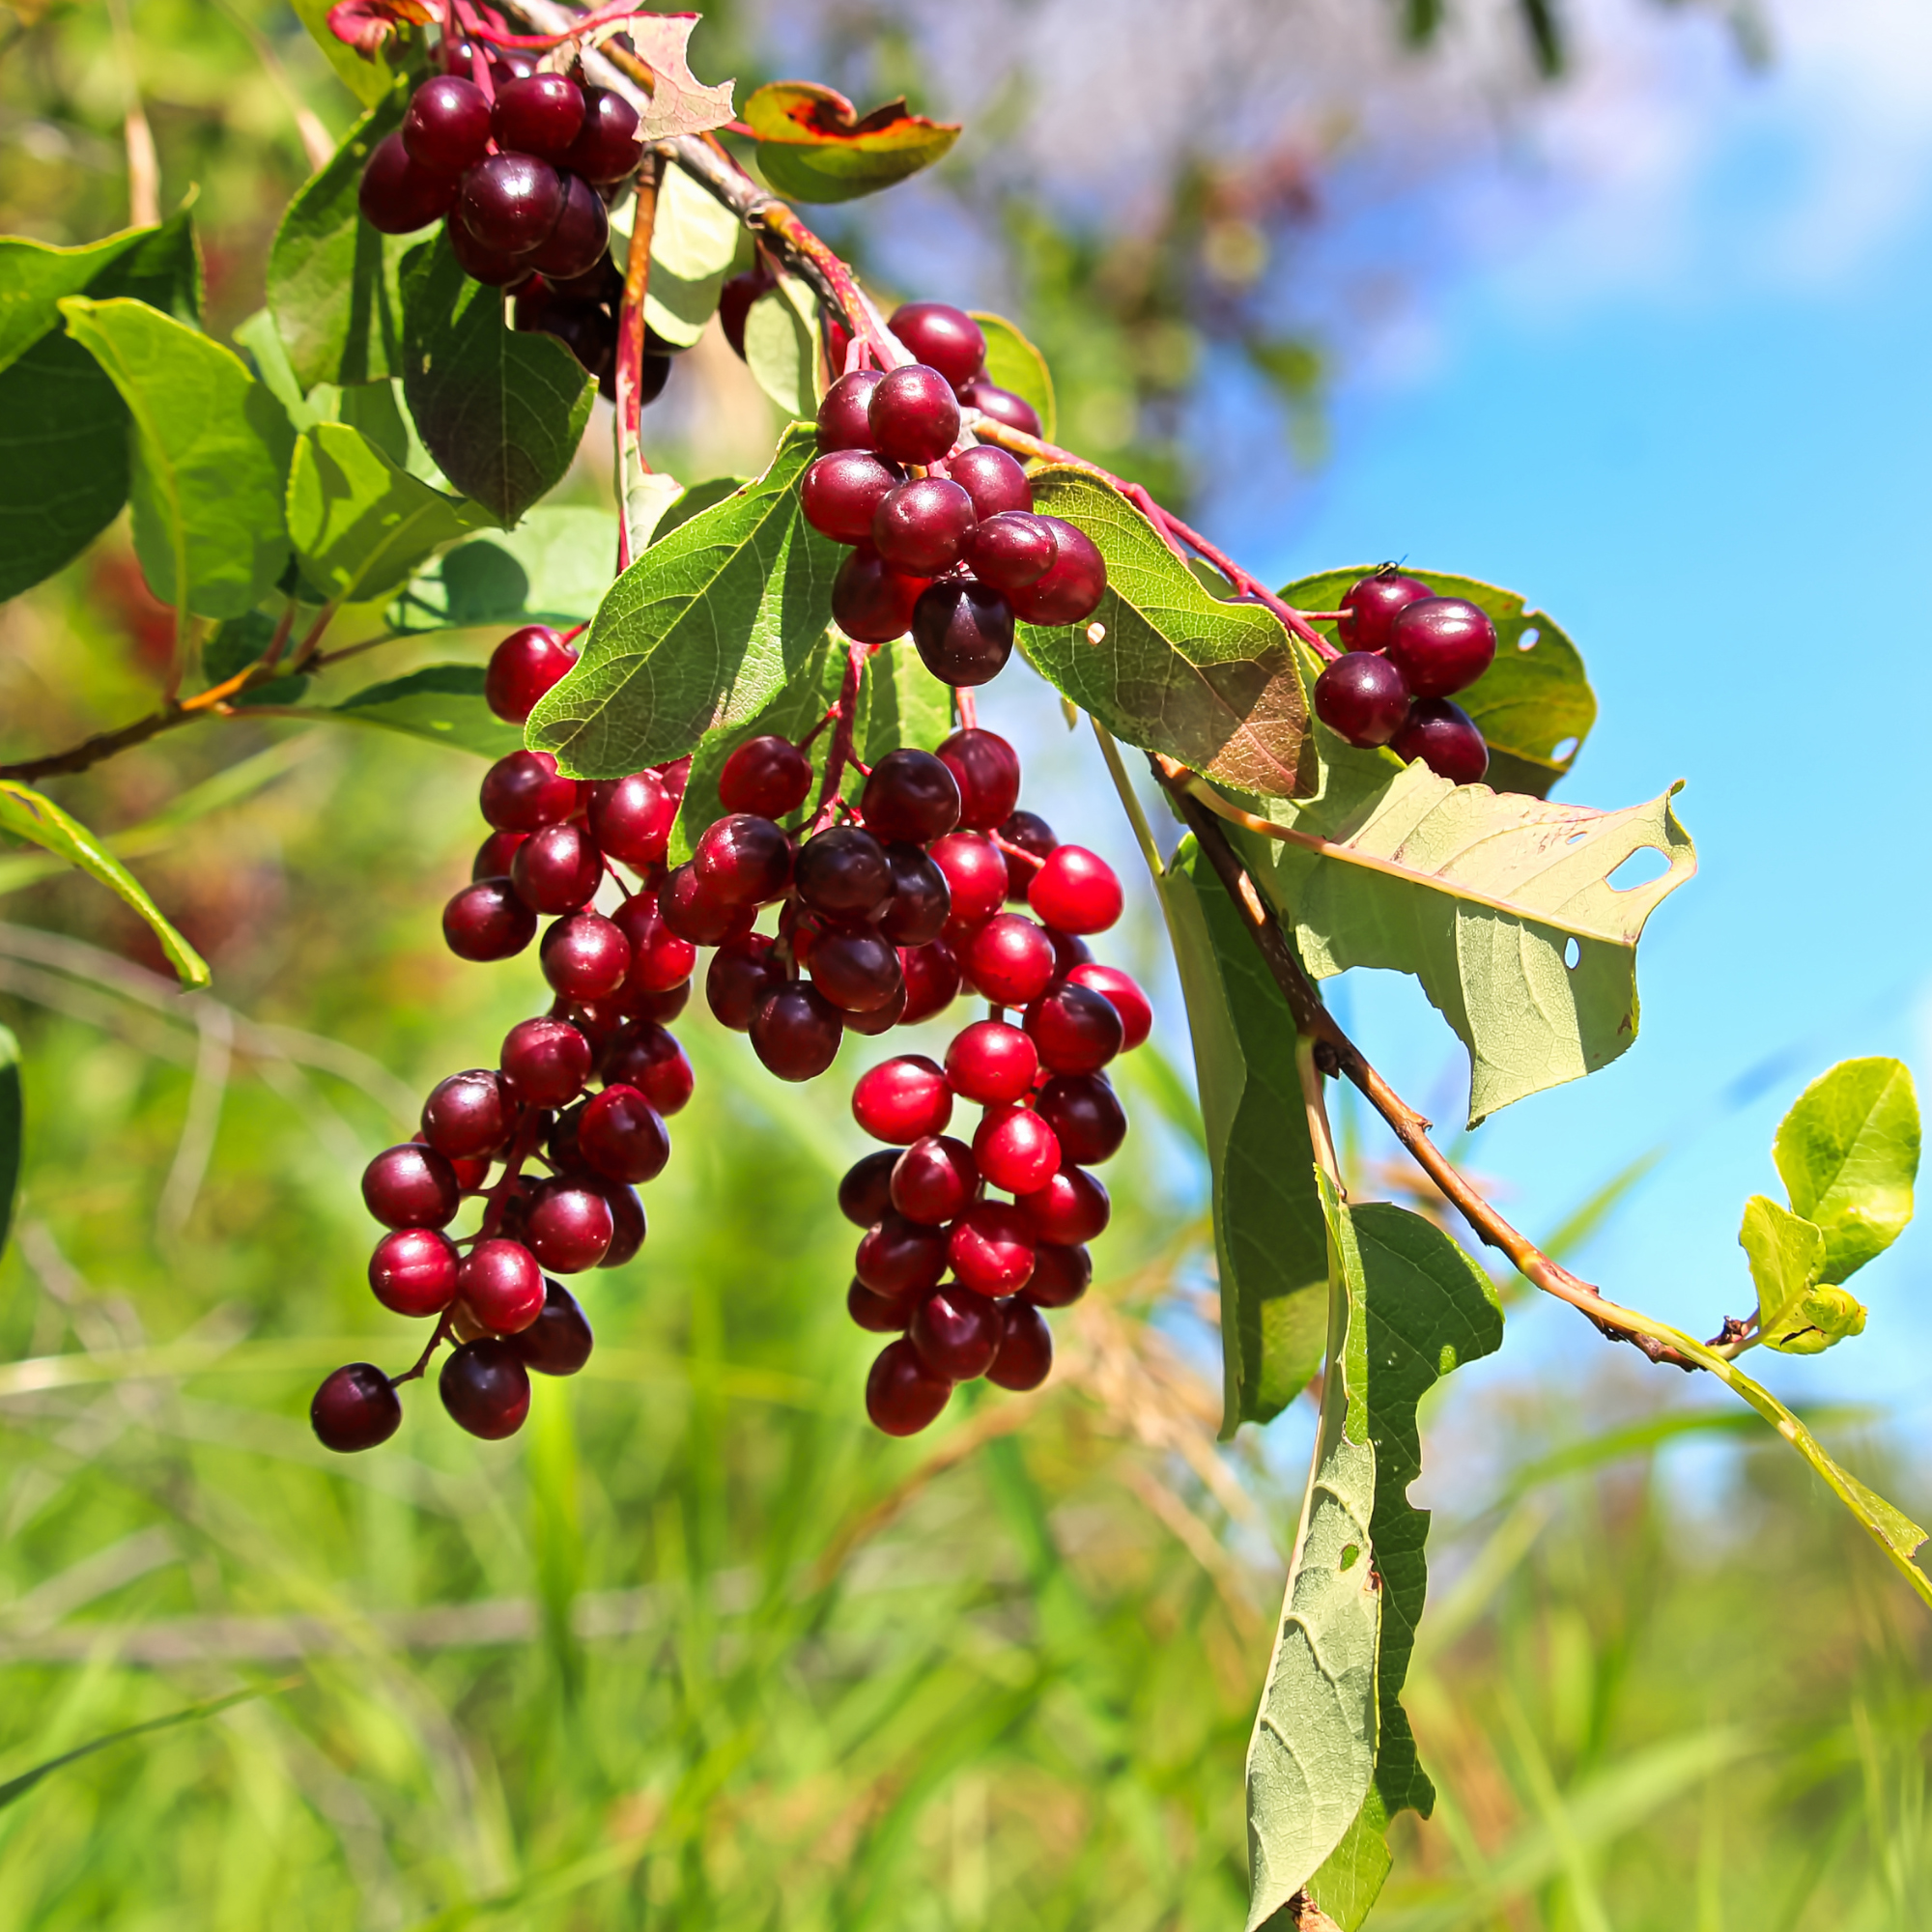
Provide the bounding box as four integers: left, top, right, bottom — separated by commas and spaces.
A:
987, 1297, 1054, 1391
949, 1202, 1037, 1296
1027, 845, 1122, 934
866, 1336, 952, 1435
486, 625, 578, 724
945, 1018, 1037, 1104
928, 831, 1009, 925
602, 1020, 693, 1116
1018, 1166, 1110, 1245
872, 476, 977, 576
440, 1338, 531, 1439
969, 511, 1057, 590
473, 829, 527, 881
890, 1134, 979, 1225
456, 153, 565, 257
1007, 517, 1106, 626
511, 821, 604, 914
851, 1055, 953, 1144
973, 1105, 1062, 1195
311, 1363, 402, 1452
481, 750, 580, 833
613, 892, 698, 995
802, 449, 902, 544
458, 1236, 546, 1333
719, 735, 813, 817
362, 1143, 461, 1229
659, 863, 756, 947
368, 1227, 461, 1318
694, 811, 792, 905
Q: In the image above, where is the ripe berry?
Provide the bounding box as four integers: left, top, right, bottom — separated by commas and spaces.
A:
706, 933, 779, 1031
492, 72, 585, 158
499, 1015, 592, 1108
490, 51, 537, 83
1337, 571, 1432, 654
486, 625, 577, 724
852, 1054, 952, 1143
861, 749, 961, 844
1018, 1166, 1110, 1245
1007, 518, 1105, 625
949, 1202, 1037, 1295
795, 825, 892, 919
848, 1278, 912, 1334
801, 450, 902, 544
964, 913, 1056, 1007
973, 1104, 1062, 1195
880, 843, 951, 948
910, 1283, 1002, 1380
958, 379, 1040, 438
872, 476, 977, 575
602, 1020, 694, 1115
362, 1143, 461, 1230
855, 1212, 949, 1297
945, 1018, 1037, 1103
868, 363, 961, 465
997, 810, 1055, 899
899, 939, 962, 1024
511, 821, 603, 913
888, 302, 986, 388
1392, 698, 1489, 784
447, 214, 534, 288
587, 770, 674, 866
1024, 981, 1124, 1075
422, 1068, 512, 1159
1021, 1241, 1092, 1308
530, 171, 611, 280
969, 511, 1057, 591
613, 893, 698, 995
403, 75, 494, 177
598, 1180, 646, 1266
515, 285, 616, 378
1314, 651, 1410, 749
540, 911, 631, 1001
816, 369, 885, 451
440, 35, 482, 73
481, 750, 580, 832
928, 831, 1009, 923
526, 1178, 614, 1272
1027, 845, 1122, 934
440, 1338, 532, 1439
511, 1278, 594, 1375
866, 1337, 952, 1435
1047, 927, 1093, 978
1386, 596, 1497, 698
630, 980, 691, 1026
311, 1363, 402, 1452
750, 981, 844, 1082
459, 1236, 547, 1333
720, 735, 812, 818
457, 154, 565, 257
1036, 1073, 1126, 1165
557, 86, 640, 183
987, 1298, 1054, 1391
1065, 963, 1151, 1052
694, 812, 792, 905
936, 729, 1021, 831
912, 581, 1014, 687
359, 133, 458, 234
948, 444, 1032, 520
839, 1149, 899, 1227
368, 1227, 461, 1318
832, 549, 930, 643
473, 830, 527, 880
578, 1083, 670, 1184
651, 865, 744, 948
890, 1135, 979, 1225
444, 879, 539, 961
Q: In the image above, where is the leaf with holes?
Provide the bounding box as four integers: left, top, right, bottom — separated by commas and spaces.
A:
591, 15, 734, 142
1018, 469, 1311, 795
1282, 566, 1597, 798
1773, 1057, 1918, 1283
526, 424, 842, 780
969, 310, 1056, 442
399, 236, 595, 526
741, 81, 960, 203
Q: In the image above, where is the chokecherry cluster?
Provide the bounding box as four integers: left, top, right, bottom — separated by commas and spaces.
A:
1311, 570, 1498, 784
797, 302, 1108, 688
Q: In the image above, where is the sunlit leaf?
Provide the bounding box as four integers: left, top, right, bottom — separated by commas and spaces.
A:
619, 163, 741, 350
310, 664, 522, 758
400, 505, 617, 632
0, 213, 200, 376
595, 15, 734, 142
1772, 1056, 1918, 1282
742, 81, 959, 203
743, 275, 821, 418
969, 310, 1056, 443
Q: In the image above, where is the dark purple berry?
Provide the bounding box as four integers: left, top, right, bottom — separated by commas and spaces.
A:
816, 369, 884, 451
912, 581, 1013, 686
312, 1364, 402, 1452
403, 76, 494, 177
948, 444, 1032, 519
1392, 698, 1490, 784
510, 1278, 594, 1375
750, 981, 844, 1082
1386, 596, 1497, 698
457, 154, 564, 257
558, 87, 640, 183
888, 302, 986, 389
1314, 651, 1411, 749
832, 549, 930, 643
359, 133, 457, 235
1337, 572, 1432, 654
440, 1338, 531, 1439
491, 72, 585, 159
868, 364, 960, 466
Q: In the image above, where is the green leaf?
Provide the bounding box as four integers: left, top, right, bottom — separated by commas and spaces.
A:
969, 310, 1057, 443
1772, 1057, 1918, 1282
743, 275, 820, 419
287, 420, 486, 606
620, 163, 742, 350
653, 476, 747, 545
232, 307, 319, 430
0, 781, 211, 988
1280, 567, 1597, 798
1017, 469, 1312, 795
0, 213, 200, 376
1224, 706, 1696, 1122
855, 642, 952, 767
399, 504, 616, 631
59, 298, 292, 622
1156, 836, 1328, 1433
286, 0, 398, 106
268, 85, 414, 390
0, 1022, 18, 1263
526, 424, 842, 780
313, 664, 523, 758
741, 81, 960, 203
1739, 1194, 1832, 1353
399, 235, 595, 525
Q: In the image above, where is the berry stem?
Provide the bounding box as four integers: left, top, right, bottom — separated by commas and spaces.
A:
806, 641, 874, 835
954, 689, 979, 731
613, 150, 667, 575
390, 1306, 458, 1386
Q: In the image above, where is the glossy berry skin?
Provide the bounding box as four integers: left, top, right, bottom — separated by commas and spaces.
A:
530, 171, 611, 280
659, 864, 755, 947
948, 444, 1032, 520
880, 844, 951, 948
603, 1021, 694, 1116
928, 831, 1009, 923
359, 133, 457, 234
888, 302, 986, 388
459, 1237, 547, 1333
1392, 698, 1489, 784
936, 729, 1021, 832
630, 980, 692, 1026
1386, 596, 1497, 698
706, 934, 779, 1032
598, 1180, 646, 1266
1314, 650, 1410, 749
499, 1016, 592, 1108
801, 450, 902, 544
861, 749, 961, 844
588, 771, 674, 867
750, 981, 843, 1082
446, 215, 534, 288
890, 1135, 979, 1225
440, 1339, 532, 1439
311, 1364, 402, 1452
868, 364, 961, 465
964, 913, 1057, 1008
913, 581, 1014, 687
1065, 963, 1152, 1052
945, 1018, 1037, 1103
540, 911, 631, 1001
421, 1068, 511, 1159
511, 1279, 594, 1375
363, 1143, 461, 1230
458, 154, 565, 257
899, 939, 962, 1024
557, 86, 640, 182
855, 1212, 949, 1297
795, 825, 892, 919
845, 985, 912, 1046
987, 1297, 1054, 1391
997, 810, 1056, 901
815, 369, 885, 452
720, 735, 812, 818
821, 952, 900, 1031
872, 476, 977, 575
511, 822, 603, 914
481, 751, 579, 833
848, 1279, 912, 1335
866, 1337, 952, 1435
1008, 518, 1106, 625
1025, 981, 1124, 1075
852, 1054, 952, 1144
486, 625, 577, 724
578, 1083, 670, 1184
969, 511, 1057, 590
1018, 1166, 1110, 1245
974, 1105, 1062, 1195
1337, 572, 1433, 654
1036, 1074, 1127, 1165
403, 76, 494, 176
949, 1202, 1037, 1296
526, 1179, 614, 1272
444, 879, 539, 961
613, 894, 697, 995
694, 812, 792, 905
839, 1149, 899, 1227
832, 549, 929, 643
1028, 845, 1122, 934
1021, 1241, 1092, 1309
368, 1227, 461, 1318
958, 378, 1040, 438
492, 72, 585, 158
472, 830, 527, 881
910, 1284, 1002, 1381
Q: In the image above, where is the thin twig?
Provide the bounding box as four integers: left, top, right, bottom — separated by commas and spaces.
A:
104, 0, 159, 227
613, 151, 666, 574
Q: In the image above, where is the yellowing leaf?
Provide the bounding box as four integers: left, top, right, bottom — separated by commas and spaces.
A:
591, 15, 734, 141
742, 81, 959, 203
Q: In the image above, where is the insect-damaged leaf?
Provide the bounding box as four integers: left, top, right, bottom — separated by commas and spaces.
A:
740, 80, 959, 203
593, 14, 735, 142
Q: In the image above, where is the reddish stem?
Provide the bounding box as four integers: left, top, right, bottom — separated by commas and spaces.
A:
807, 642, 874, 834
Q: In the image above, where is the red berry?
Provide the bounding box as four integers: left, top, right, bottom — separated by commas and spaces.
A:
472, 829, 527, 880
852, 1054, 952, 1144
839, 1150, 899, 1228
911, 581, 1013, 687
458, 1236, 546, 1333
969, 511, 1057, 591
949, 1202, 1037, 1296
855, 1212, 949, 1297
368, 1227, 460, 1318
578, 1083, 670, 1184
1337, 572, 1433, 654
750, 981, 844, 1082
801, 450, 902, 544
868, 363, 961, 466
540, 911, 631, 1001
440, 1338, 531, 1439
558, 86, 640, 183
815, 368, 884, 451
720, 735, 813, 817
964, 913, 1056, 1007
1065, 963, 1151, 1051
510, 1278, 594, 1375
1314, 651, 1411, 749
997, 810, 1055, 900
928, 831, 1008, 923
861, 749, 961, 843
1036, 1074, 1126, 1165
1027, 845, 1122, 933
945, 1018, 1037, 1103
1017, 1166, 1109, 1245
795, 825, 892, 919
848, 1278, 913, 1334
403, 75, 493, 177
362, 1143, 461, 1230
879, 843, 951, 948
1392, 698, 1489, 783
457, 154, 565, 257
1386, 596, 1497, 698
613, 893, 698, 995
935, 729, 1021, 831
526, 1178, 614, 1272
1008, 518, 1105, 625
659, 863, 755, 947
602, 1020, 693, 1116
887, 302, 986, 388
973, 1104, 1062, 1195
909, 1283, 1002, 1380
832, 548, 930, 643
986, 1297, 1053, 1391
959, 379, 1040, 438
499, 1015, 592, 1108
359, 132, 457, 235
1024, 980, 1123, 1075
694, 811, 792, 905
899, 939, 962, 1024
486, 625, 577, 724
530, 170, 611, 281
811, 927, 903, 1014
866, 1337, 952, 1435
446, 213, 533, 288
492, 72, 585, 159
598, 1180, 646, 1266
443, 879, 539, 961
947, 444, 1032, 520
481, 750, 580, 832
311, 1364, 402, 1452
588, 770, 675, 866
511, 821, 604, 914
629, 980, 691, 1026
706, 933, 780, 1031
1022, 1241, 1092, 1308
421, 1068, 512, 1159
872, 476, 977, 575
890, 1134, 979, 1225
